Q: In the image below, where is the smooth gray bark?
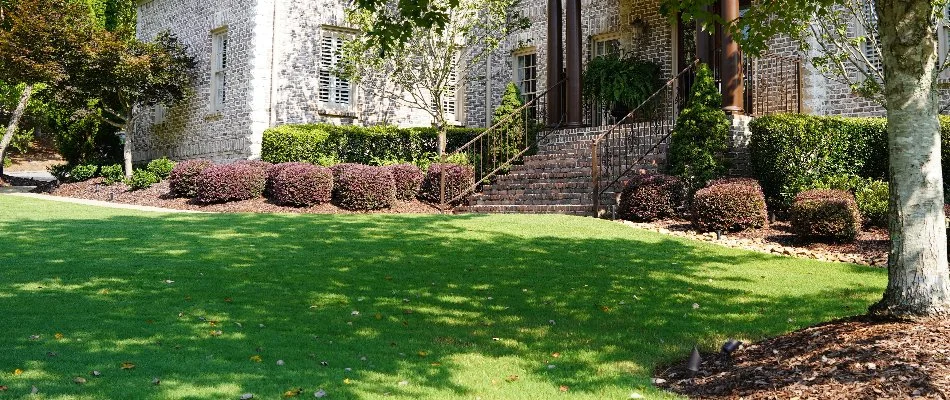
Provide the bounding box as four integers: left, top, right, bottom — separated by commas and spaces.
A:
0, 83, 33, 176
871, 0, 950, 317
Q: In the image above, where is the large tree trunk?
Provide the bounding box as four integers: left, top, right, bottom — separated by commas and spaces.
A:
0, 83, 34, 176
871, 0, 950, 317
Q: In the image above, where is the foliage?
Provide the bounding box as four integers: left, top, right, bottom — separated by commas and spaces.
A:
261, 124, 482, 166
420, 163, 475, 204
68, 164, 98, 182
692, 181, 768, 232
168, 159, 212, 197
808, 174, 889, 228
126, 168, 159, 191
582, 54, 663, 115
270, 163, 333, 207
146, 157, 176, 180
99, 163, 123, 185
51, 110, 123, 165
47, 163, 70, 182
195, 163, 267, 204
334, 164, 397, 210
330, 163, 363, 194
343, 0, 525, 155
266, 162, 312, 195
667, 63, 729, 191
790, 189, 862, 242
488, 83, 529, 166
0, 194, 888, 399
748, 114, 892, 210
617, 174, 687, 222
0, 126, 33, 155
386, 163, 424, 200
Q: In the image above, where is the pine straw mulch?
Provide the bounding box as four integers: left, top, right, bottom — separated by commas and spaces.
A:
655, 315, 950, 399
38, 178, 443, 214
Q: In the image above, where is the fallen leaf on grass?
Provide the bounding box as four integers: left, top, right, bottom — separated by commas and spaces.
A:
121, 362, 136, 370
552, 352, 561, 358
13, 369, 23, 376
417, 351, 428, 357
559, 385, 569, 392
210, 330, 223, 337
91, 370, 101, 377
74, 377, 87, 385
249, 355, 262, 363
224, 297, 233, 303
283, 388, 302, 397
505, 375, 519, 383
55, 333, 64, 340
239, 394, 254, 400
152, 377, 161, 385
0, 385, 6, 391
343, 378, 352, 385
276, 360, 285, 366
31, 385, 37, 394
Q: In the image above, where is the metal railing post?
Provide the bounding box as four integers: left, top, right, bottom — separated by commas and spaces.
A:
591, 142, 600, 217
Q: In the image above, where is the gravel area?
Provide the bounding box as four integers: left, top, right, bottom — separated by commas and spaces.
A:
655, 315, 950, 399
621, 219, 889, 267
41, 178, 444, 214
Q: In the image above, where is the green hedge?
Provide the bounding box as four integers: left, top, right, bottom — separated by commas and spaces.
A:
261, 124, 484, 167
749, 114, 950, 209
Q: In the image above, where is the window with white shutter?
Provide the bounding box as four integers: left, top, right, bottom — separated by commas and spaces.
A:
318, 30, 352, 110
210, 28, 228, 113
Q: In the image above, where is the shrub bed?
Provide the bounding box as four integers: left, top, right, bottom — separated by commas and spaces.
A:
146, 158, 176, 180
790, 189, 862, 242
617, 174, 687, 222
127, 169, 160, 191
261, 124, 483, 166
692, 181, 768, 232
99, 164, 124, 185
334, 165, 397, 210
387, 163, 424, 200
169, 159, 213, 197
69, 164, 98, 182
420, 163, 476, 204
808, 174, 888, 228
270, 163, 333, 206
195, 163, 267, 204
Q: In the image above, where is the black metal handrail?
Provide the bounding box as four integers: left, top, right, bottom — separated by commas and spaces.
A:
590, 62, 697, 216
438, 79, 567, 207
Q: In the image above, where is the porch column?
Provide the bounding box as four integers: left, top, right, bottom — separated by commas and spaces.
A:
720, 0, 744, 114
546, 0, 564, 127
565, 0, 583, 127
695, 5, 714, 65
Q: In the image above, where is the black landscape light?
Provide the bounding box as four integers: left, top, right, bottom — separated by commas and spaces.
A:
715, 229, 723, 240
686, 345, 702, 373
721, 339, 742, 355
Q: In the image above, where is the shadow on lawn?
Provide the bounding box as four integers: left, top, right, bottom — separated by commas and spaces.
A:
0, 211, 887, 399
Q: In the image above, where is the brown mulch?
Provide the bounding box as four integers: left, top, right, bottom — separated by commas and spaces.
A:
40, 178, 443, 214
647, 219, 889, 266
655, 316, 950, 399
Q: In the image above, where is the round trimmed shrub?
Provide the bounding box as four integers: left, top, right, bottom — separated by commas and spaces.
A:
707, 177, 760, 188
99, 164, 124, 185
270, 163, 333, 206
790, 189, 861, 242
267, 162, 312, 194
617, 174, 687, 222
331, 163, 362, 189
195, 163, 267, 204
69, 164, 98, 182
387, 163, 424, 200
420, 163, 476, 204
127, 169, 160, 191
146, 157, 176, 180
169, 159, 213, 197
235, 159, 273, 174
692, 182, 768, 232
335, 164, 397, 210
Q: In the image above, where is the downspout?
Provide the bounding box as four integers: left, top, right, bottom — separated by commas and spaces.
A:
485, 53, 492, 128
268, 0, 278, 127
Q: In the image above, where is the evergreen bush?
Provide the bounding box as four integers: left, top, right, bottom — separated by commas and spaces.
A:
667, 63, 730, 190
489, 83, 528, 165
691, 181, 768, 232
68, 164, 98, 182
790, 189, 862, 242
270, 163, 333, 207
146, 157, 176, 180
99, 164, 124, 185
127, 169, 160, 191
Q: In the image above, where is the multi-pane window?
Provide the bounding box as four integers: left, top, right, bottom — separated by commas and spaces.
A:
860, 0, 882, 73
210, 29, 228, 113
515, 52, 538, 116
442, 66, 458, 120
318, 30, 352, 109
593, 38, 621, 58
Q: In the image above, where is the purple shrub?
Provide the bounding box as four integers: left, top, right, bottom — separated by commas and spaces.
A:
270, 163, 333, 207
335, 164, 396, 210
195, 163, 268, 204
617, 174, 687, 222
267, 162, 312, 194
790, 189, 861, 242
420, 163, 475, 204
386, 163, 424, 201
168, 159, 213, 197
692, 181, 768, 232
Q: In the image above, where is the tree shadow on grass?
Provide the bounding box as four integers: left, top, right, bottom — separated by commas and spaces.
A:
0, 208, 887, 399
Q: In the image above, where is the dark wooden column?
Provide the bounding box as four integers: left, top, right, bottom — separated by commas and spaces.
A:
546, 0, 564, 127
695, 5, 714, 66
565, 0, 583, 127
720, 0, 744, 114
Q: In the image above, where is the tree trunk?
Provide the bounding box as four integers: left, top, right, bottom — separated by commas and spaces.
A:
438, 124, 447, 158
0, 83, 34, 176
870, 0, 950, 317
122, 114, 133, 178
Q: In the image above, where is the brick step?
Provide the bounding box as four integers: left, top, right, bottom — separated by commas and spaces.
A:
494, 171, 592, 182
457, 204, 594, 216
482, 181, 594, 193
475, 192, 589, 202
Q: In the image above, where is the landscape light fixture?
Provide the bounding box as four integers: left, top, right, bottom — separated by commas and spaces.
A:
629, 17, 648, 41
686, 345, 702, 373
721, 339, 742, 355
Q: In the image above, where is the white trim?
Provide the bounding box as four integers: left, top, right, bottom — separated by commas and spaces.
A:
210, 28, 229, 113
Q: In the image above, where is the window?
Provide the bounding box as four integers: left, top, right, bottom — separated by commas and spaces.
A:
515, 51, 538, 115
318, 30, 352, 109
593, 36, 620, 59
210, 29, 228, 113
939, 4, 950, 78
442, 66, 458, 120
859, 1, 882, 73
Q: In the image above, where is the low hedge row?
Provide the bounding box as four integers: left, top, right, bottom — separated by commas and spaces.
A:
261, 124, 484, 167
50, 158, 177, 190
749, 114, 950, 209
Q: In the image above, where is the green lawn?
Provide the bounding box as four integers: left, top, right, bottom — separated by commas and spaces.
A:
0, 195, 886, 399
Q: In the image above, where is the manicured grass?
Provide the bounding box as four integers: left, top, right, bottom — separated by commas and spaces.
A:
0, 195, 886, 399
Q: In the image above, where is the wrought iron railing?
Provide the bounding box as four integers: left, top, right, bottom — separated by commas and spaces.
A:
438, 80, 567, 206
743, 54, 803, 116
590, 63, 696, 217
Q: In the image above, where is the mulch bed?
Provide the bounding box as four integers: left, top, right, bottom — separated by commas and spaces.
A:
624, 219, 889, 267
39, 178, 443, 214
654, 316, 950, 399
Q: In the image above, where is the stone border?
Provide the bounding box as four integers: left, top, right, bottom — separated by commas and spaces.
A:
2, 193, 211, 214
618, 220, 884, 267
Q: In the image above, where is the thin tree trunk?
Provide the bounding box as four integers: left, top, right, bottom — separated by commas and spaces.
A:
870, 0, 950, 317
122, 116, 133, 178
0, 83, 34, 176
